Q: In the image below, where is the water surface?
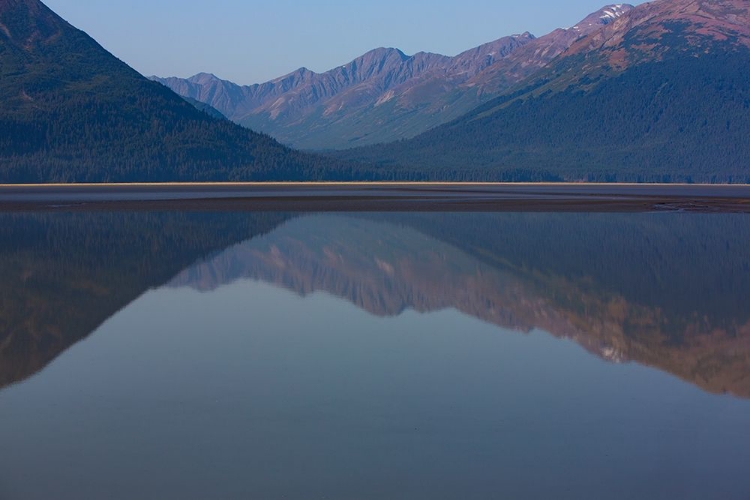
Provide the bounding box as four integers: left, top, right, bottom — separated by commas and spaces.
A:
1, 211, 749, 499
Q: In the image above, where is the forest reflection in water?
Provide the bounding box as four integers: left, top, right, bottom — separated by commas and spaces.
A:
1, 210, 750, 499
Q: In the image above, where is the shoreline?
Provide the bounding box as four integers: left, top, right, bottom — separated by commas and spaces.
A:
1, 182, 749, 212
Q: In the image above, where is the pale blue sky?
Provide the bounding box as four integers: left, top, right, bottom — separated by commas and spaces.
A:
44, 0, 645, 85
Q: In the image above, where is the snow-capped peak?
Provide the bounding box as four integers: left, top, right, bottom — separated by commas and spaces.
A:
571, 4, 633, 31
601, 4, 628, 22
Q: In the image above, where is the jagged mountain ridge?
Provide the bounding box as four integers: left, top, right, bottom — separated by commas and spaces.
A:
502, 0, 750, 95
153, 4, 632, 149
567, 0, 750, 62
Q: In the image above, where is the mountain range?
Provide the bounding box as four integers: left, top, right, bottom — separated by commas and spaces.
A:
1, 0, 749, 182
336, 0, 750, 182
153, 5, 634, 150
154, 0, 750, 183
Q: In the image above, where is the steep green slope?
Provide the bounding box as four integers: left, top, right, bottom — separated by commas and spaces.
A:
0, 0, 352, 182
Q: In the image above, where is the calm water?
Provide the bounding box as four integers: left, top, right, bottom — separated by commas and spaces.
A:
1, 211, 750, 499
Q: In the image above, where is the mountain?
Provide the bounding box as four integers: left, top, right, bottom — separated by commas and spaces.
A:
0, 0, 353, 182
154, 5, 632, 150
336, 0, 750, 183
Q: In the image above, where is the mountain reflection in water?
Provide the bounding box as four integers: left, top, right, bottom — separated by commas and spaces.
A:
1, 211, 749, 397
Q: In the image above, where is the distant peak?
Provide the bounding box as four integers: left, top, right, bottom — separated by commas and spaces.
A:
267, 66, 319, 85
279, 67, 311, 77
570, 3, 634, 32
359, 46, 409, 60
189, 72, 222, 83
598, 4, 633, 21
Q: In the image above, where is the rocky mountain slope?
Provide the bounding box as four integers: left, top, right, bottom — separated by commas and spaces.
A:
337, 0, 750, 182
154, 5, 632, 149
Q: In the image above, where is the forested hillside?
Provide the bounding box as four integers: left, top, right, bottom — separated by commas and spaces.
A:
0, 0, 355, 182
337, 46, 750, 182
